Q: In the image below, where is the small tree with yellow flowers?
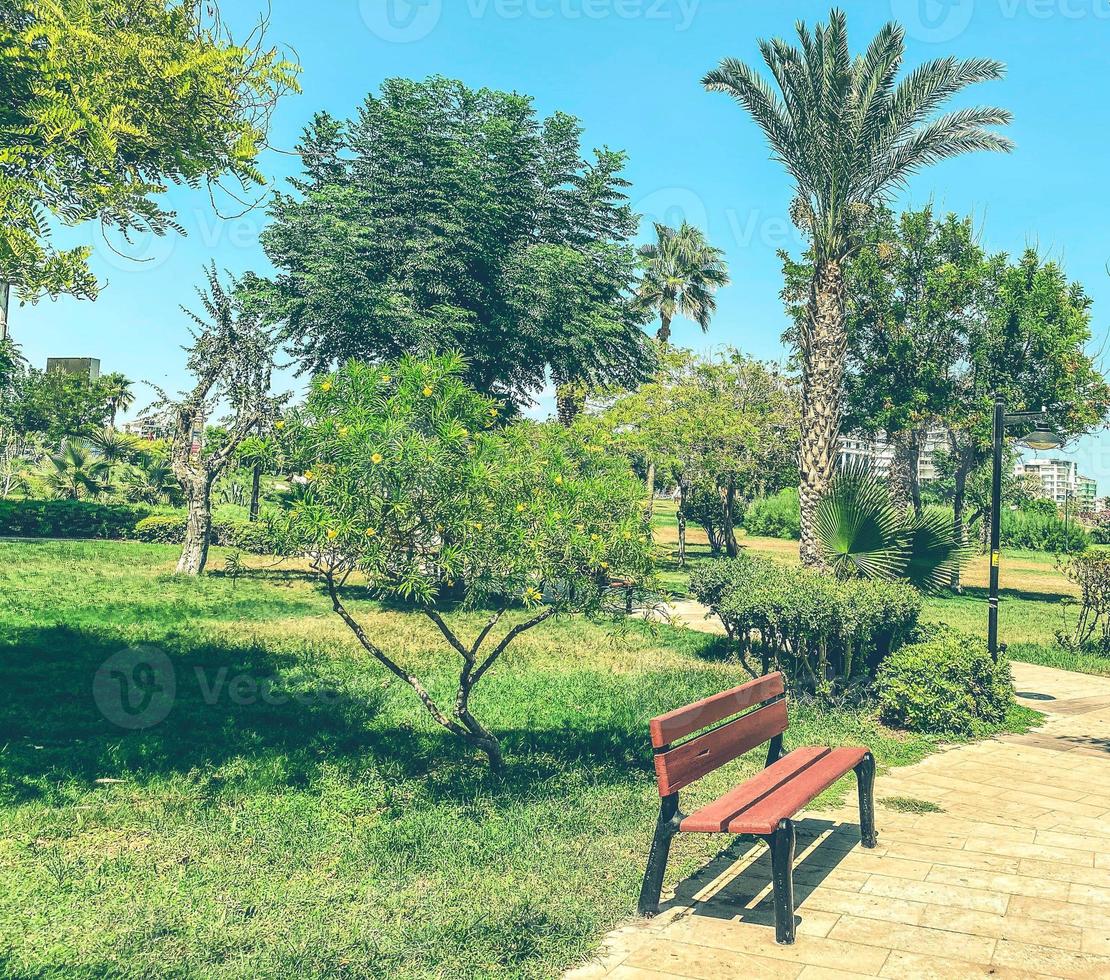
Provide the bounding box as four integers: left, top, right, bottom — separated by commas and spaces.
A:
281, 353, 654, 770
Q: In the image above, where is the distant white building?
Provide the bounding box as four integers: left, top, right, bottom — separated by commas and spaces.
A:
1014, 458, 1096, 510
837, 429, 949, 481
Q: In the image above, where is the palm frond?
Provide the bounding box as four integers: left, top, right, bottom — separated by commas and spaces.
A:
902, 506, 970, 592
814, 468, 908, 580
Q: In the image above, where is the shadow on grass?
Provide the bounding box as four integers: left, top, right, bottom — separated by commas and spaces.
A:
0, 626, 659, 808
939, 584, 1071, 605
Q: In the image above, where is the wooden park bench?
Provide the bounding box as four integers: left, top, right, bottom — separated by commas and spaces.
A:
638, 672, 877, 945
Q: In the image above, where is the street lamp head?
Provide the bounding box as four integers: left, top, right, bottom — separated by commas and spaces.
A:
1019, 426, 1065, 451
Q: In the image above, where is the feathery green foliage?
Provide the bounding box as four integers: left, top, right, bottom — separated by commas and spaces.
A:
0, 0, 299, 301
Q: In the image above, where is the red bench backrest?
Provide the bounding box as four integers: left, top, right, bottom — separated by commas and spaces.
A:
649, 672, 787, 796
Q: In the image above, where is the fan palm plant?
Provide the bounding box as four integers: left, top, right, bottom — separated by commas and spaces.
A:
121, 455, 182, 506
103, 374, 135, 427
86, 426, 141, 487
704, 9, 1012, 566
815, 468, 968, 591
637, 222, 729, 345
38, 441, 108, 500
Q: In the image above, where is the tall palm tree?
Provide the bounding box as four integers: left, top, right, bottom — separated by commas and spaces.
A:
703, 9, 1012, 566
637, 222, 730, 345
103, 373, 135, 428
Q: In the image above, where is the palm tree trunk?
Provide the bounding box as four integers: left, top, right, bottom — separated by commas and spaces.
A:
657, 312, 673, 346
555, 383, 584, 426
888, 430, 912, 512
799, 258, 848, 568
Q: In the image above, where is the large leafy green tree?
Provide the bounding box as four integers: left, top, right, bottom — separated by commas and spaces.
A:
704, 9, 1012, 565
0, 0, 298, 308
250, 77, 653, 413
598, 348, 799, 560
637, 222, 730, 345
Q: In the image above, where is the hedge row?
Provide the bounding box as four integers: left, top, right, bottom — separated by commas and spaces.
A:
0, 499, 282, 554
690, 555, 921, 690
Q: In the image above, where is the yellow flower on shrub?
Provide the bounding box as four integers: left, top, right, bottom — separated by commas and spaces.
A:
304, 470, 316, 481
320, 380, 333, 392
516, 503, 526, 513
371, 452, 383, 464
523, 586, 543, 604
423, 385, 434, 397
365, 528, 376, 538
473, 522, 483, 531
326, 529, 339, 541
381, 374, 391, 383
274, 420, 285, 430
554, 475, 563, 486
489, 408, 499, 418
338, 425, 349, 437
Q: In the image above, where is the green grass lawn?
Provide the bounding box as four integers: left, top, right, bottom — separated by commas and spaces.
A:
651, 499, 1110, 678
0, 539, 1036, 978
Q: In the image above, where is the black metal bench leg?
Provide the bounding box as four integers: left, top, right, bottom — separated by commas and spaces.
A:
638, 794, 678, 916
768, 818, 796, 945
855, 752, 878, 848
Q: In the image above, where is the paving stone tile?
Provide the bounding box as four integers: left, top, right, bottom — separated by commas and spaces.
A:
1036, 830, 1110, 851
878, 950, 1055, 979
925, 864, 1070, 901
1082, 928, 1110, 956
861, 874, 1010, 913
653, 918, 890, 973
963, 837, 1096, 867
607, 968, 695, 980
924, 905, 1083, 950
796, 967, 883, 980
1067, 882, 1110, 907
993, 938, 1110, 977
1016, 858, 1110, 887
828, 915, 996, 963
624, 938, 803, 979
1007, 895, 1110, 932
799, 887, 925, 927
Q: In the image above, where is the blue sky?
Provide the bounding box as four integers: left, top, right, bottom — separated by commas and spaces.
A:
17, 0, 1110, 484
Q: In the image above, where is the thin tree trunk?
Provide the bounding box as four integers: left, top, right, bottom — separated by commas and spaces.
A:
677, 480, 688, 567
950, 438, 970, 592
657, 312, 673, 346
723, 480, 739, 558
799, 258, 848, 567
908, 428, 924, 517
249, 462, 262, 522
177, 475, 213, 575
645, 460, 656, 519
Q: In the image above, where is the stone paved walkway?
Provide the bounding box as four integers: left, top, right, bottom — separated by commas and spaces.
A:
569, 643, 1110, 978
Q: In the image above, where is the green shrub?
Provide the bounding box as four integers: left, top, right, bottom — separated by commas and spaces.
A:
743, 488, 800, 540
875, 630, 1014, 734
134, 514, 187, 543
134, 515, 287, 555
1001, 508, 1088, 552
689, 555, 921, 691
0, 499, 150, 539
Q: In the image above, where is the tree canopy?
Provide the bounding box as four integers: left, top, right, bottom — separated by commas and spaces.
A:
0, 0, 299, 303
250, 76, 654, 411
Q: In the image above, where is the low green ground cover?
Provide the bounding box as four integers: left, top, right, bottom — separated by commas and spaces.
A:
0, 540, 1036, 978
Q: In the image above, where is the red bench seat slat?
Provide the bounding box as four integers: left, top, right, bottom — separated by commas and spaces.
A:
679, 747, 831, 832
649, 672, 784, 748
725, 746, 868, 835
653, 699, 788, 796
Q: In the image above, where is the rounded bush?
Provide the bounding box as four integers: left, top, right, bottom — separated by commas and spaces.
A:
875, 630, 1014, 735
743, 488, 800, 540
134, 514, 187, 543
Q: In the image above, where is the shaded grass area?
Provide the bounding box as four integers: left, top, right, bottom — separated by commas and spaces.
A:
0, 539, 1034, 979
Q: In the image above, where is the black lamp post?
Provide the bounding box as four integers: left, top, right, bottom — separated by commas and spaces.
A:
987, 395, 1065, 660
